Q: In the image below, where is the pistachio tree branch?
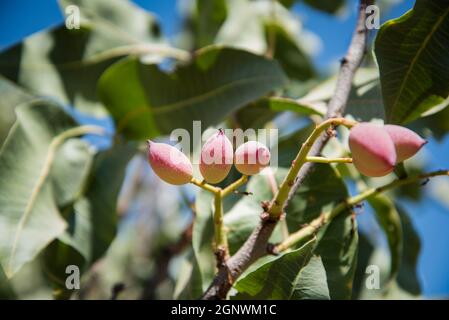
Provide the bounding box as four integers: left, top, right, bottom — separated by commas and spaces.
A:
276, 170, 449, 252
267, 118, 356, 219
201, 0, 374, 300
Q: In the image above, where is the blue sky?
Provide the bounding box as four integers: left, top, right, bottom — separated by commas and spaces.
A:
1, 0, 448, 297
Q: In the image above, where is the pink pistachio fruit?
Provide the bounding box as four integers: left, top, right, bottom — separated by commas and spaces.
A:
234, 141, 271, 175
199, 129, 234, 184
147, 140, 193, 185
348, 123, 396, 177
384, 124, 427, 163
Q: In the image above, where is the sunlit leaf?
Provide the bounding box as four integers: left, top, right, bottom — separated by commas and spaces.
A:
0, 101, 95, 277
98, 46, 287, 140
375, 0, 449, 124
234, 239, 329, 299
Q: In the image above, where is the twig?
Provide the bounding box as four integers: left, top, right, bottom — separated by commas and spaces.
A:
276, 170, 449, 252
306, 156, 353, 164
201, 0, 374, 300
221, 175, 248, 197
267, 118, 356, 219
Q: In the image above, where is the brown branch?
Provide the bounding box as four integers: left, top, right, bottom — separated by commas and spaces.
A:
201, 0, 374, 300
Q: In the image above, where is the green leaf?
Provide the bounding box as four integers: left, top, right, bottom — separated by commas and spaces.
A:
303, 0, 345, 14
225, 171, 284, 253
234, 239, 329, 299
0, 265, 16, 299
59, 0, 161, 43
265, 22, 316, 82
98, 46, 287, 139
235, 97, 323, 131
279, 0, 345, 14
0, 101, 97, 277
375, 0, 449, 124
276, 124, 315, 167
367, 195, 402, 282
396, 206, 421, 295
289, 255, 330, 300
0, 75, 35, 145
42, 145, 134, 295
0, 0, 162, 116
287, 164, 349, 227
192, 0, 228, 48
409, 103, 449, 140
175, 190, 215, 299
351, 232, 374, 299
51, 139, 94, 208
288, 164, 358, 299
299, 68, 385, 121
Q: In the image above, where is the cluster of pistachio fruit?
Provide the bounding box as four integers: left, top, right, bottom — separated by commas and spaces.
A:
147, 129, 270, 185
349, 123, 426, 177
146, 122, 426, 185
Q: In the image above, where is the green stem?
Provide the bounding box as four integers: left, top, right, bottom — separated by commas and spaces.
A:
190, 177, 220, 194
268, 118, 357, 219
190, 175, 249, 264
214, 191, 229, 260
276, 169, 449, 252
221, 175, 248, 197
306, 156, 353, 164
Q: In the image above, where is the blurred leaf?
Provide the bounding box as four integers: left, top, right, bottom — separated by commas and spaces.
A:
303, 0, 345, 14
0, 0, 162, 116
300, 67, 385, 121
351, 232, 374, 299
375, 0, 449, 124
368, 195, 402, 282
234, 239, 329, 299
345, 78, 385, 121
51, 139, 94, 208
279, 0, 345, 14
176, 190, 215, 299
276, 124, 315, 167
0, 265, 16, 299
235, 97, 323, 130
98, 46, 287, 140
396, 165, 423, 201
0, 75, 34, 145
265, 22, 315, 82
396, 206, 421, 295
409, 104, 449, 140
193, 0, 228, 48
41, 240, 85, 299
42, 145, 134, 296
0, 101, 93, 277
59, 0, 161, 42
214, 0, 266, 54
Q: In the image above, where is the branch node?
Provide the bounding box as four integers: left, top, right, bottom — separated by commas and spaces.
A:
266, 243, 280, 256
261, 200, 270, 211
